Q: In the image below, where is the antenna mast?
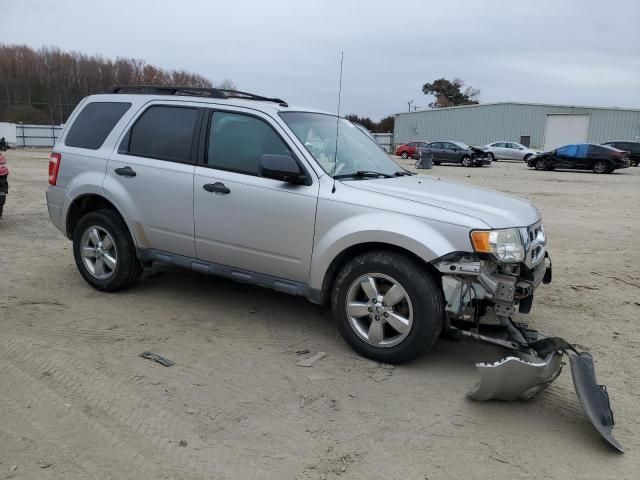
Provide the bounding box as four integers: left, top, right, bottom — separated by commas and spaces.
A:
331, 51, 344, 194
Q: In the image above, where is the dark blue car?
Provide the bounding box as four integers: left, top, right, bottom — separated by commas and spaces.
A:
526, 143, 630, 174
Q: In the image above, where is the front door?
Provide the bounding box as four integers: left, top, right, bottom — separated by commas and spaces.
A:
105, 104, 201, 257
441, 142, 459, 162
552, 145, 578, 169
194, 109, 318, 283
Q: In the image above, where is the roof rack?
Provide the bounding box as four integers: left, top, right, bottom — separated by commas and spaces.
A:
105, 85, 288, 107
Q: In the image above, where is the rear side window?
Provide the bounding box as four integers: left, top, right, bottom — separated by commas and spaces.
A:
124, 106, 199, 163
206, 111, 291, 175
65, 102, 131, 149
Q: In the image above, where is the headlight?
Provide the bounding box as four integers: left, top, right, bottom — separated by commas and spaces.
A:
470, 228, 525, 263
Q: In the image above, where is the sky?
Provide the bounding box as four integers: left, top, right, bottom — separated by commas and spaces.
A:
3, 0, 640, 120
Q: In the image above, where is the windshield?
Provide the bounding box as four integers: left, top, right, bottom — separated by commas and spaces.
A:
452, 141, 470, 149
280, 112, 402, 178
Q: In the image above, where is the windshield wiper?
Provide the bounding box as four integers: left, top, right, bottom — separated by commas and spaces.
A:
334, 170, 394, 180
394, 170, 415, 176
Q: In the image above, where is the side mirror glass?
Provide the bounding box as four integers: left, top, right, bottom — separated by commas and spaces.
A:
259, 154, 306, 184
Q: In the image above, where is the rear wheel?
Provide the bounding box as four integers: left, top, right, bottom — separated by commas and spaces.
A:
331, 251, 444, 364
593, 160, 609, 174
461, 156, 472, 167
401, 152, 408, 159
73, 209, 143, 292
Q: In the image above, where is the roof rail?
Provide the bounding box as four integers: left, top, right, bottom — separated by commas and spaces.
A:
105, 85, 288, 107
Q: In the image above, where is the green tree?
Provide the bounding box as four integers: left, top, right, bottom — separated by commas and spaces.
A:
421, 78, 480, 108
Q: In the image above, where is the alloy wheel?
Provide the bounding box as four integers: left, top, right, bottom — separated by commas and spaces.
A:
593, 161, 608, 174
345, 273, 413, 348
80, 226, 118, 279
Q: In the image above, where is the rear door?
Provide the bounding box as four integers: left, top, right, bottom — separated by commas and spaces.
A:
193, 108, 318, 283
105, 103, 201, 257
426, 142, 443, 160
492, 142, 508, 159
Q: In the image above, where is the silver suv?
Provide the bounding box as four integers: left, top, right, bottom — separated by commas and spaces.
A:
46, 85, 551, 365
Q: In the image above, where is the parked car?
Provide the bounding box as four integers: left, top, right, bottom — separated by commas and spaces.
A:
46, 84, 552, 366
415, 141, 491, 167
395, 141, 427, 159
526, 143, 630, 174
602, 141, 640, 167
483, 141, 537, 162
0, 153, 8, 217
45, 86, 625, 450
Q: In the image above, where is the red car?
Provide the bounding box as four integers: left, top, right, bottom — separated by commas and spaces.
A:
395, 141, 428, 159
0, 153, 8, 218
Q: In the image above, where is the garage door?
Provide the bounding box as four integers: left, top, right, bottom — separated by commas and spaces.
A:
543, 114, 589, 151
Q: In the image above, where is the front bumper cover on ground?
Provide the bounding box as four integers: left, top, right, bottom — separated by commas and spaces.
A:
455, 327, 623, 453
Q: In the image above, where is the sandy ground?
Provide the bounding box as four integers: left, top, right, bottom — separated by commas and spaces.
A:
0, 148, 639, 479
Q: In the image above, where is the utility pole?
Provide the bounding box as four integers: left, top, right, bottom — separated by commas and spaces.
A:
407, 100, 413, 112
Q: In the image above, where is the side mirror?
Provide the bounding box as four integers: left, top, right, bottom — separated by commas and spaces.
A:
259, 154, 306, 184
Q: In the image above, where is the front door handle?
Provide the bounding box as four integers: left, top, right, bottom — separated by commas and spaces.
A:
203, 182, 230, 194
114, 166, 136, 177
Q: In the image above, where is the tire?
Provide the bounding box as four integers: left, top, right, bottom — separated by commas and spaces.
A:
433, 161, 441, 165
401, 152, 408, 159
331, 250, 444, 364
593, 160, 609, 174
523, 154, 532, 163
461, 156, 472, 167
488, 153, 495, 162
535, 158, 547, 171
73, 209, 143, 292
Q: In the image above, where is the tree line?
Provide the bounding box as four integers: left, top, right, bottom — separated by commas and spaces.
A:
0, 44, 235, 125
345, 114, 395, 133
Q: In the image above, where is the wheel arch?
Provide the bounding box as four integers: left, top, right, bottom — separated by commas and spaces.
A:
66, 193, 138, 245
312, 241, 443, 306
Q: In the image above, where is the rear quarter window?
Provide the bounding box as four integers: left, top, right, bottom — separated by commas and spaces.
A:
65, 102, 131, 149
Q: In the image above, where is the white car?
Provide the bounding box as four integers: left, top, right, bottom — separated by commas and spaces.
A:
483, 141, 538, 162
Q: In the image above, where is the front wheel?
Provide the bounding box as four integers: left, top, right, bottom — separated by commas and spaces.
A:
461, 156, 472, 167
401, 152, 408, 159
535, 158, 547, 170
73, 209, 143, 292
331, 251, 444, 364
524, 154, 532, 163
488, 153, 495, 162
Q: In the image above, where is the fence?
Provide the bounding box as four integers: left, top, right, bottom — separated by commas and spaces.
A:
372, 132, 393, 153
15, 124, 64, 147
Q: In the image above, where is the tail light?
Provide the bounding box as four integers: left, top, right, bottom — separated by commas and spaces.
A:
49, 152, 62, 186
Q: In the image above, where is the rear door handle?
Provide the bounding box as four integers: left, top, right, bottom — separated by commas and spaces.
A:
114, 166, 136, 177
203, 182, 230, 194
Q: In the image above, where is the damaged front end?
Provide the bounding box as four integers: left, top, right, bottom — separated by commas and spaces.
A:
433, 223, 622, 452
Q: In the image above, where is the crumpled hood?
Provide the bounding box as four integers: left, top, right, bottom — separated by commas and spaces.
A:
346, 175, 541, 229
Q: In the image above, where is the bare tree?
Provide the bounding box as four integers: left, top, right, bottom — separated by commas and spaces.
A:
0, 44, 228, 124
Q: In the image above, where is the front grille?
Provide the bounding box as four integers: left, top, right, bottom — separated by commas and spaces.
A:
521, 221, 546, 268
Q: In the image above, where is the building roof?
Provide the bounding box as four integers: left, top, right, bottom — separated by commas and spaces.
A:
395, 101, 640, 116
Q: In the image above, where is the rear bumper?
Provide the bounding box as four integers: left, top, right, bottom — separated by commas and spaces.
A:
0, 175, 7, 206
46, 185, 68, 234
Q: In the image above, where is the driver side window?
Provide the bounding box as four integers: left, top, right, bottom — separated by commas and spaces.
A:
207, 111, 292, 176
